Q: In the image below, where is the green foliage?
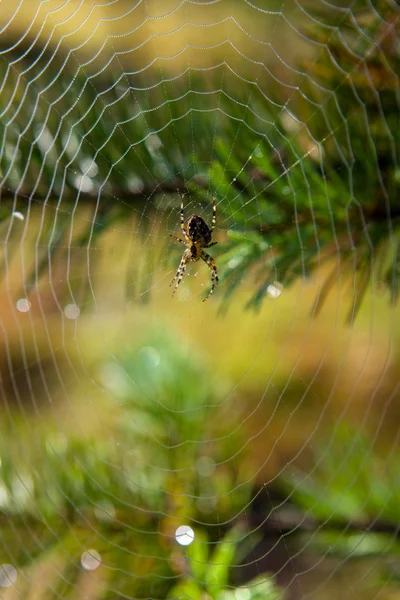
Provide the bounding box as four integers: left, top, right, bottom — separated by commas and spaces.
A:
168, 526, 283, 599
0, 328, 261, 597
307, 530, 400, 559
205, 2, 400, 316
0, 328, 252, 522
101, 329, 253, 520
281, 424, 400, 526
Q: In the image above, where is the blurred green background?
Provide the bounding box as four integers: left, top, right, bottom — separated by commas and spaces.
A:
0, 1, 399, 598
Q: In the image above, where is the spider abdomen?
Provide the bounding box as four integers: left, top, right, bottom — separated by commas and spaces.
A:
187, 216, 212, 245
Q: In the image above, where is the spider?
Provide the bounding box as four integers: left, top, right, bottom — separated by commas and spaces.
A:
170, 193, 218, 301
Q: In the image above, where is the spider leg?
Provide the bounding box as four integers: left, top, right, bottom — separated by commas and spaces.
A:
170, 249, 190, 297
200, 250, 219, 302
210, 194, 217, 232
169, 234, 185, 244
177, 192, 191, 243
204, 241, 218, 248
180, 194, 186, 235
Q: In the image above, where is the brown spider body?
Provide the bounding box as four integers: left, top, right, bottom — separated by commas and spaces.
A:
187, 216, 212, 259
187, 215, 213, 245
170, 195, 219, 301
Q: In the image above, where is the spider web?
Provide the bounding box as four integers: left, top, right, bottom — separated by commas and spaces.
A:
0, 1, 399, 598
